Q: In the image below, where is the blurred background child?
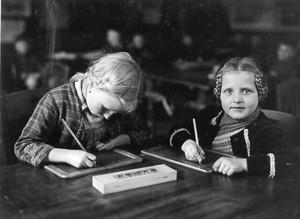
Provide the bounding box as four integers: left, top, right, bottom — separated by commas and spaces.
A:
269, 41, 299, 114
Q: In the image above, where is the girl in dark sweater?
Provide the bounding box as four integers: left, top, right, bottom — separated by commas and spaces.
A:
169, 57, 296, 177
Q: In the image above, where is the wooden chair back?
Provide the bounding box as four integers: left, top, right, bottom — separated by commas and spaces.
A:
262, 109, 300, 146
0, 88, 48, 166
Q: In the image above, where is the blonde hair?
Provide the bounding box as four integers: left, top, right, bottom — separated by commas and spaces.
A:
70, 52, 144, 113
214, 57, 268, 104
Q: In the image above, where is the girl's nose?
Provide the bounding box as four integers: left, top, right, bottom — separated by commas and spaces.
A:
233, 93, 242, 103
103, 111, 114, 120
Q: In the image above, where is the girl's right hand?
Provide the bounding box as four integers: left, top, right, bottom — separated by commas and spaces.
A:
65, 150, 96, 168
181, 139, 205, 163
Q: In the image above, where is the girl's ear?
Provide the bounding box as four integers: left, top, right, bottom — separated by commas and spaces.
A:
263, 87, 268, 96
262, 87, 268, 100
213, 88, 219, 98
214, 87, 222, 106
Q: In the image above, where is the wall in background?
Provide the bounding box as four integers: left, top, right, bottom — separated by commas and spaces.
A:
1, 0, 300, 66
1, 0, 31, 43
223, 0, 300, 32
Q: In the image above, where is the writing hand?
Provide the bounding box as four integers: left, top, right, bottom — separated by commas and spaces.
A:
182, 140, 205, 163
212, 157, 248, 176
66, 150, 96, 168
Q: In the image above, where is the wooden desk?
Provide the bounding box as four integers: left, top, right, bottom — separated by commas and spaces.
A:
0, 156, 299, 218
145, 66, 211, 90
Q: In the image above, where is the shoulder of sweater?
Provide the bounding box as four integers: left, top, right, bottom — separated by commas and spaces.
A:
47, 83, 77, 101
45, 83, 81, 109
248, 111, 281, 131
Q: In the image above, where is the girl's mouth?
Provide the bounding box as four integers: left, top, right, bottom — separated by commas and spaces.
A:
230, 107, 245, 110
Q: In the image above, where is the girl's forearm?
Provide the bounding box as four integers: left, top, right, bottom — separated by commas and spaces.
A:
47, 148, 70, 163
113, 134, 131, 146
47, 148, 96, 168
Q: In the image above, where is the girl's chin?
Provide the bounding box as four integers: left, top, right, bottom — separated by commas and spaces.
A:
227, 113, 248, 120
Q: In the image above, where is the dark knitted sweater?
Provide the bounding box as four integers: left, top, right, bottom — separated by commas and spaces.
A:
169, 105, 296, 177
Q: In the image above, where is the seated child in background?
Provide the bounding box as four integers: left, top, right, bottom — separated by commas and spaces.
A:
15, 52, 150, 168
170, 32, 204, 71
270, 41, 297, 82
128, 32, 153, 69
269, 41, 299, 114
14, 34, 43, 90
103, 28, 126, 53
40, 61, 70, 89
169, 57, 296, 177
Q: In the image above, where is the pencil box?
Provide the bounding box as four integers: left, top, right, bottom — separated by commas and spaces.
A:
92, 164, 177, 194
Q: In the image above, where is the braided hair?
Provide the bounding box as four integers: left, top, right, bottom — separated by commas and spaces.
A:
214, 57, 268, 105
70, 52, 144, 113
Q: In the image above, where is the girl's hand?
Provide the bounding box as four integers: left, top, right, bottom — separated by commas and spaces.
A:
181, 139, 205, 163
212, 157, 248, 176
65, 150, 96, 168
95, 134, 131, 151
95, 141, 114, 151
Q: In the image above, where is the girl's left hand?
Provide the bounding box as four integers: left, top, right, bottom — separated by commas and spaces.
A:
212, 157, 248, 176
95, 141, 115, 151
94, 134, 131, 151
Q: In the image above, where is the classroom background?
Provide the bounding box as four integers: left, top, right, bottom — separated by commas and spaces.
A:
1, 0, 300, 141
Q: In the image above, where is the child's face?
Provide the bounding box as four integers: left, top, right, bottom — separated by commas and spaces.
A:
277, 44, 294, 61
133, 35, 145, 49
15, 40, 29, 55
86, 87, 123, 120
182, 35, 193, 46
220, 71, 259, 120
107, 30, 121, 48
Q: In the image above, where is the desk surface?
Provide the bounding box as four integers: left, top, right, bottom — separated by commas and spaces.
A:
0, 156, 299, 219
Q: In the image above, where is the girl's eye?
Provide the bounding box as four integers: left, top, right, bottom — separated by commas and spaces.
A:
242, 89, 252, 94
223, 89, 232, 95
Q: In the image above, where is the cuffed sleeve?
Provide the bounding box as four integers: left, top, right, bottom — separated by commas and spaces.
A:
246, 118, 296, 177
14, 93, 59, 167
169, 128, 191, 149
168, 105, 221, 150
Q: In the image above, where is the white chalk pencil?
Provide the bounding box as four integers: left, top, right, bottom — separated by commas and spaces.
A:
193, 118, 199, 146
193, 118, 202, 165
61, 118, 86, 152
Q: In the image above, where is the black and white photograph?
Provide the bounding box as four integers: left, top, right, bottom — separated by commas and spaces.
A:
1, 0, 299, 218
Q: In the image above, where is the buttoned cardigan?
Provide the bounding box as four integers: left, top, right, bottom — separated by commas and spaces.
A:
169, 105, 296, 177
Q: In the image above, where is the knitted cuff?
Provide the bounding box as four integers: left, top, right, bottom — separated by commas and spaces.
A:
169, 128, 191, 148
267, 153, 276, 178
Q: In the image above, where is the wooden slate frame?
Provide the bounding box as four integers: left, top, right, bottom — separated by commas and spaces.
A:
44, 149, 143, 179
